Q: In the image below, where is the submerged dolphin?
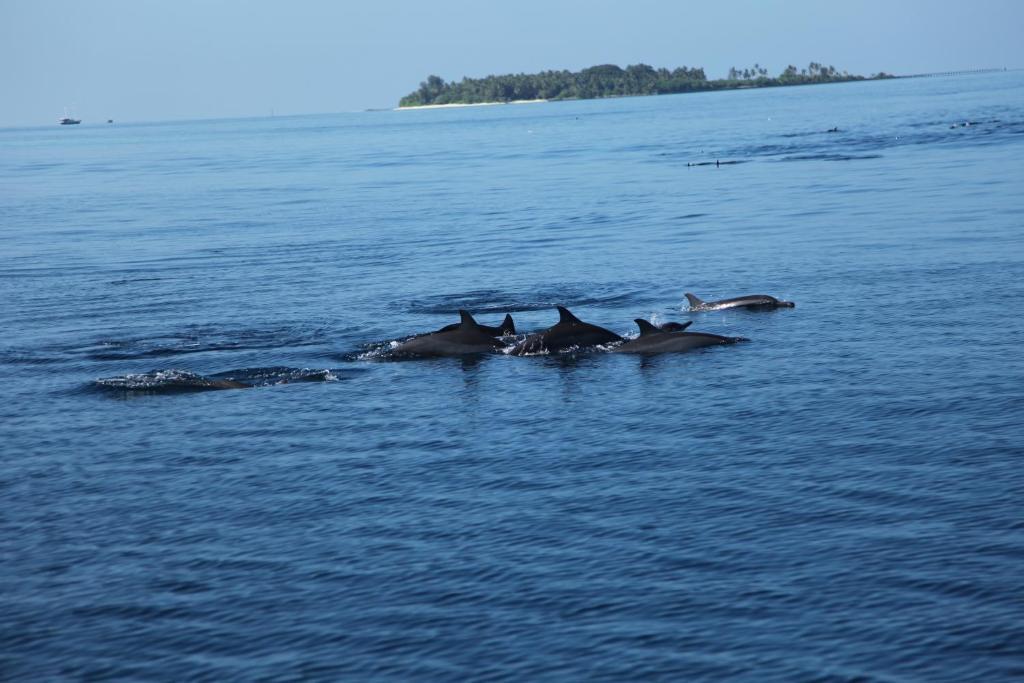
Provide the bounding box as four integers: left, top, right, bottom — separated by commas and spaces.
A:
392, 310, 506, 357
95, 370, 252, 392
510, 306, 622, 355
685, 292, 795, 311
614, 319, 749, 354
658, 321, 693, 332
436, 313, 515, 337
202, 378, 252, 389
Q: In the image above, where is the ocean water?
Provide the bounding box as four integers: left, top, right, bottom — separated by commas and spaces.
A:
2, 73, 1023, 680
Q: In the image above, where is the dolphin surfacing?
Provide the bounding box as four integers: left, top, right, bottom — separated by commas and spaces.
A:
658, 321, 693, 332
392, 310, 505, 357
436, 313, 515, 337
685, 292, 795, 311
614, 319, 748, 354
95, 369, 252, 392
510, 306, 622, 355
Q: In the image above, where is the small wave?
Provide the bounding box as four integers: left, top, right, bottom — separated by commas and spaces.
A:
13, 161, 67, 172
500, 338, 626, 357
406, 284, 646, 315
85, 325, 327, 361
778, 153, 883, 162
211, 366, 351, 384
275, 198, 317, 206
778, 130, 839, 138
0, 347, 69, 366
709, 115, 1024, 163
355, 338, 517, 362
108, 277, 165, 286
565, 212, 613, 225
353, 340, 402, 361
355, 346, 498, 370
89, 344, 246, 361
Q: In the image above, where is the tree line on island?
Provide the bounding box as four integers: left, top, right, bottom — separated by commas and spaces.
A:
399, 62, 893, 107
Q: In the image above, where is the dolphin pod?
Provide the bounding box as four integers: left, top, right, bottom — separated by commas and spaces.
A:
387, 291, 794, 358
100, 293, 795, 391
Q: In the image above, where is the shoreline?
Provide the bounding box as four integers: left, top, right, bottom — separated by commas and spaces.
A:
391, 79, 872, 111
395, 99, 547, 111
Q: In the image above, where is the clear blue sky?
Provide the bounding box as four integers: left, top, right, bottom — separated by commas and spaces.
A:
2, 0, 1021, 126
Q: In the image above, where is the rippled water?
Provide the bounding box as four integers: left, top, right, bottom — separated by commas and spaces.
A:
3, 73, 1023, 680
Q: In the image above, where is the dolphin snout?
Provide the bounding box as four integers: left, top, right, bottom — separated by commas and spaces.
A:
781, 301, 796, 308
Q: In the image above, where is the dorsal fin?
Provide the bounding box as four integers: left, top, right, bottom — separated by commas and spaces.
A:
556, 306, 582, 325
500, 314, 515, 335
458, 310, 480, 330
684, 293, 704, 308
634, 319, 661, 336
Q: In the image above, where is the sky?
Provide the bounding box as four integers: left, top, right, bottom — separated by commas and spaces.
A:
2, 0, 1022, 126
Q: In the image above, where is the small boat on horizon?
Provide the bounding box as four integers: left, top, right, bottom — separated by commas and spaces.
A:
59, 107, 81, 125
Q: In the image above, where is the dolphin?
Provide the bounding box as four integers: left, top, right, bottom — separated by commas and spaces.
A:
510, 306, 623, 355
614, 319, 749, 354
436, 313, 515, 337
685, 292, 795, 311
392, 310, 506, 357
658, 321, 693, 332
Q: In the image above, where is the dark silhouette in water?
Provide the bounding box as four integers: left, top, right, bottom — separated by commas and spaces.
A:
687, 160, 744, 167
658, 321, 693, 332
511, 306, 622, 355
436, 313, 515, 336
392, 310, 505, 357
614, 319, 748, 354
93, 367, 350, 394
95, 370, 251, 393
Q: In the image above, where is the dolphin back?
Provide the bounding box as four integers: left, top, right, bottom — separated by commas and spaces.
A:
686, 292, 795, 310
393, 310, 504, 356
635, 318, 662, 336
615, 328, 748, 354
511, 306, 621, 355
457, 310, 480, 330
437, 312, 516, 337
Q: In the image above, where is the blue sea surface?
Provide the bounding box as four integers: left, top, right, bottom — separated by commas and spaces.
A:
2, 73, 1023, 680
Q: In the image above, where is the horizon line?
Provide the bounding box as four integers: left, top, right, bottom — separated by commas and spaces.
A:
2, 67, 1018, 130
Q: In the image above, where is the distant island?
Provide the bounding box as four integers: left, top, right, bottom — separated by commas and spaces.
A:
398, 62, 894, 108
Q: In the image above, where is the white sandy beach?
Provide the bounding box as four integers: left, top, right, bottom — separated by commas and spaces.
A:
395, 99, 548, 111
